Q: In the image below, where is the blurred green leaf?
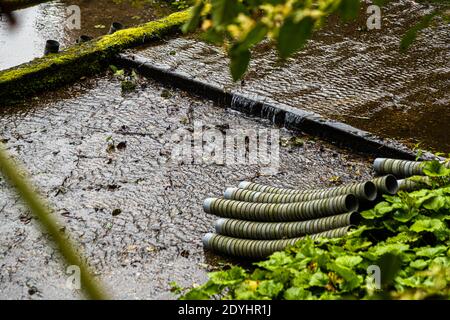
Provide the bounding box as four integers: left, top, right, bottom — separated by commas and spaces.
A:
338, 0, 361, 21
211, 0, 241, 25
400, 11, 437, 52
277, 16, 315, 59
377, 253, 402, 286
240, 22, 268, 50
182, 0, 205, 33
201, 28, 225, 44
229, 46, 251, 81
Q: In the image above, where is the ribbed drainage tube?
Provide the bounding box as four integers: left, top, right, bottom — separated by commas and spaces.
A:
215, 212, 358, 240
371, 175, 399, 195
203, 195, 358, 221
224, 176, 397, 203
203, 226, 352, 259
237, 181, 377, 201
374, 158, 450, 178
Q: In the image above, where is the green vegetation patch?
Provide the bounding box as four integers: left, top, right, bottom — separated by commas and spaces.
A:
0, 9, 189, 104
176, 160, 450, 300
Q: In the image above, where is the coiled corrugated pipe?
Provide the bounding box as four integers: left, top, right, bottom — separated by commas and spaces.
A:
371, 175, 399, 195
374, 158, 450, 178
237, 181, 377, 201
203, 226, 352, 259
224, 184, 375, 203
214, 212, 359, 240
203, 195, 358, 221
373, 158, 424, 177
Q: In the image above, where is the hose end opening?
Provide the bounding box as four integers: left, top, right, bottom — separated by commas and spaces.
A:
364, 181, 378, 201
224, 187, 237, 199
373, 158, 386, 173
384, 174, 399, 195
214, 218, 227, 233
203, 198, 215, 213
202, 233, 214, 249
349, 211, 362, 225
345, 194, 359, 212
238, 181, 251, 189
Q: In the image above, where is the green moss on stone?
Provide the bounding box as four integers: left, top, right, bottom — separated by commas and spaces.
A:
0, 9, 190, 105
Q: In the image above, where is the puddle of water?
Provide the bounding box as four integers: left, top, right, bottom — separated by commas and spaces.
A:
136, 0, 449, 152
0, 0, 174, 70
0, 72, 372, 298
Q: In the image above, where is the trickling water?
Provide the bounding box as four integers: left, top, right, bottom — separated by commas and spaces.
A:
260, 102, 284, 125
230, 94, 258, 114
136, 0, 450, 152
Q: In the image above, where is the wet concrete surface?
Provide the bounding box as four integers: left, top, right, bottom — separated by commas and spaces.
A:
135, 0, 450, 152
0, 73, 373, 299
0, 0, 174, 70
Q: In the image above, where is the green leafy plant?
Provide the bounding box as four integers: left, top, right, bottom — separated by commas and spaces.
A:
178, 160, 450, 300
110, 65, 140, 93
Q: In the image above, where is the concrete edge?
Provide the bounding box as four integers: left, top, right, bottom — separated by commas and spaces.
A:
0, 9, 190, 104
115, 52, 419, 160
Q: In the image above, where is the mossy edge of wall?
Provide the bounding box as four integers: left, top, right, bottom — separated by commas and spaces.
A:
0, 9, 190, 104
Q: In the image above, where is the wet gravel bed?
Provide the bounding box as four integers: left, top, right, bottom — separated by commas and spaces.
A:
134, 0, 450, 152
0, 74, 373, 299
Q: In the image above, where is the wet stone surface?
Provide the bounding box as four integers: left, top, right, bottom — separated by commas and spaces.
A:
135, 0, 450, 152
0, 74, 373, 299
